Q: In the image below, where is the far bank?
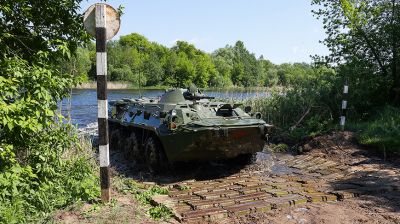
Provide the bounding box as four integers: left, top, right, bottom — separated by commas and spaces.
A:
74, 81, 274, 91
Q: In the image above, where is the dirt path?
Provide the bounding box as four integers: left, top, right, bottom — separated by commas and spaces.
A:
153, 132, 400, 223
54, 132, 400, 224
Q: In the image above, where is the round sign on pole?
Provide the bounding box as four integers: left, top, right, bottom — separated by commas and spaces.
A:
83, 3, 120, 40
83, 3, 121, 202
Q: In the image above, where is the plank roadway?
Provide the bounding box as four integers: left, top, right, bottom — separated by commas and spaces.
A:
151, 155, 400, 223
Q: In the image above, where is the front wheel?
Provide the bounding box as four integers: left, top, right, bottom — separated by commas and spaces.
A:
232, 153, 255, 165
109, 128, 122, 151
144, 136, 168, 174
124, 131, 141, 161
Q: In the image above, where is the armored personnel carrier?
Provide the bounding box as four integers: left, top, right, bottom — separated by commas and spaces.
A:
108, 85, 271, 173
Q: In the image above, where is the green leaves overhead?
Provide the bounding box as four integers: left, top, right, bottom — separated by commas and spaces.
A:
312, 0, 400, 104
0, 0, 88, 65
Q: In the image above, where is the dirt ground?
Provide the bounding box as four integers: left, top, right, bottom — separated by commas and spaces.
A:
53, 131, 400, 224
246, 131, 400, 224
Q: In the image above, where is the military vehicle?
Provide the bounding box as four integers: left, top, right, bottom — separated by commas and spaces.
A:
108, 84, 271, 173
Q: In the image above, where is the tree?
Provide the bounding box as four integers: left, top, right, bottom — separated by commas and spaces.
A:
211, 56, 233, 87
0, 1, 99, 222
232, 41, 263, 87
312, 0, 400, 104
0, 0, 87, 65
175, 52, 195, 87
120, 33, 153, 53
61, 46, 92, 82
0, 0, 88, 143
143, 52, 164, 86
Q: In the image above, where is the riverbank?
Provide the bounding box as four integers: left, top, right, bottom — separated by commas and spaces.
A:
74, 82, 169, 90
74, 81, 276, 91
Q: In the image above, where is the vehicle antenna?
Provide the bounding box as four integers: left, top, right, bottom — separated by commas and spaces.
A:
139, 70, 142, 98
138, 46, 144, 98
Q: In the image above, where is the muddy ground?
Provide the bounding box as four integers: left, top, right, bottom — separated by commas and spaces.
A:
54, 131, 400, 224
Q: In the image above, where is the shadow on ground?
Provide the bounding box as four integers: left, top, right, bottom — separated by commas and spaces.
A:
330, 167, 400, 213
109, 149, 257, 184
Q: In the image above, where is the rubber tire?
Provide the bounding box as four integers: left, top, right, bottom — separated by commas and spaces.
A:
124, 131, 140, 161
109, 128, 122, 151
144, 136, 168, 174
233, 153, 254, 165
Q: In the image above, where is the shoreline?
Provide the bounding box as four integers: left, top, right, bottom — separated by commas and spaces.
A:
74, 81, 278, 91
73, 82, 167, 90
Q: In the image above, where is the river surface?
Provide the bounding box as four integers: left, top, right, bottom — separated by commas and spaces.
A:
61, 89, 269, 128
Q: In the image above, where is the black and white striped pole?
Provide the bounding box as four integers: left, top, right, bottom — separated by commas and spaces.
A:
340, 80, 349, 131
84, 3, 120, 202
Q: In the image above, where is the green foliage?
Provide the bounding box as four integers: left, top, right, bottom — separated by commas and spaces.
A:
349, 106, 400, 155
149, 205, 173, 220
246, 66, 340, 142
0, 1, 88, 61
267, 144, 289, 152
0, 56, 76, 143
174, 185, 191, 191
124, 184, 171, 221
312, 0, 400, 105
0, 129, 99, 223
134, 186, 169, 205
0, 1, 99, 223
60, 46, 92, 83
71, 33, 307, 89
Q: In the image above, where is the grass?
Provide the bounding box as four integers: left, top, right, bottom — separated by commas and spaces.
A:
149, 205, 173, 220
266, 143, 289, 152
50, 175, 173, 223
115, 177, 173, 221
348, 105, 400, 157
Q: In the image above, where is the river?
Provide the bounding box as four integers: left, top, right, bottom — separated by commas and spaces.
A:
60, 89, 269, 128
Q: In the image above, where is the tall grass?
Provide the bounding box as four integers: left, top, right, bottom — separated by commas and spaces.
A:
243, 87, 339, 143
349, 105, 400, 156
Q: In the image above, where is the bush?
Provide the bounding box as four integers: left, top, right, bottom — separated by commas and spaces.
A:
245, 66, 340, 143
0, 126, 99, 223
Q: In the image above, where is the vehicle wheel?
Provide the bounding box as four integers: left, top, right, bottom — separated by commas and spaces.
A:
109, 128, 122, 151
124, 131, 140, 161
234, 153, 254, 165
144, 136, 168, 174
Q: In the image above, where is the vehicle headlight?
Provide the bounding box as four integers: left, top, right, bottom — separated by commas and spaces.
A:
171, 109, 177, 117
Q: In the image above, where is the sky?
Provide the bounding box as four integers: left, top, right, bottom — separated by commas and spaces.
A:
80, 0, 329, 64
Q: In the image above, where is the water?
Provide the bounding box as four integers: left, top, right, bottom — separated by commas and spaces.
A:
60, 89, 269, 128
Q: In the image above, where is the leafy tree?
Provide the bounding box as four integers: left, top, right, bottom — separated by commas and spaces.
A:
0, 0, 89, 145
143, 52, 164, 86
175, 52, 196, 87
0, 1, 99, 222
231, 62, 245, 85
172, 41, 198, 59
171, 41, 216, 87
120, 33, 153, 53
61, 46, 92, 82
0, 1, 87, 64
312, 0, 400, 104
74, 33, 285, 89
163, 51, 178, 87
211, 56, 233, 87
232, 41, 261, 87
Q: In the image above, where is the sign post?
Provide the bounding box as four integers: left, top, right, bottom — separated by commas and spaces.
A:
83, 3, 120, 202
340, 80, 349, 131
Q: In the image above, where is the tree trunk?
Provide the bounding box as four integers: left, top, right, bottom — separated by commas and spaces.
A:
391, 60, 400, 105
